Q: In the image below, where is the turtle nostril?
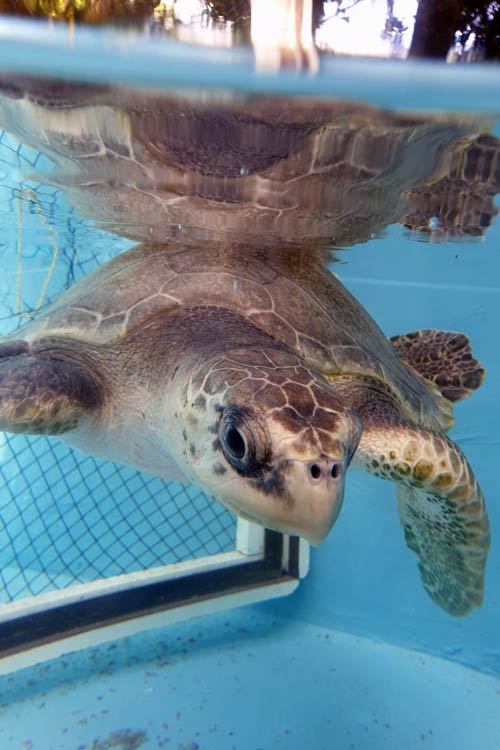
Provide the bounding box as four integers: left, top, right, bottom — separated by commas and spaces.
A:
308, 461, 342, 481
331, 463, 341, 479
310, 463, 321, 480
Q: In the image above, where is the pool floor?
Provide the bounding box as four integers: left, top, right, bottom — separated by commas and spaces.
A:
0, 608, 499, 750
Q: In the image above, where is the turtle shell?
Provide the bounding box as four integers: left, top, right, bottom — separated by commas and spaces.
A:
19, 242, 452, 433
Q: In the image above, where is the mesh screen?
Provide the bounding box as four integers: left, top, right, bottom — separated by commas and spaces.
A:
0, 131, 237, 604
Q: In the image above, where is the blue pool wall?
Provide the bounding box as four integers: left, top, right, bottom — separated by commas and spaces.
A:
262, 213, 500, 678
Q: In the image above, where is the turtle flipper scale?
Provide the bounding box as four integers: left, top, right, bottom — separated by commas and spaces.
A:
354, 422, 489, 616
0, 339, 102, 435
397, 482, 488, 615
390, 328, 485, 403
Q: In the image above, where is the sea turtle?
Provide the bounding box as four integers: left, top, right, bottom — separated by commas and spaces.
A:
0, 242, 489, 616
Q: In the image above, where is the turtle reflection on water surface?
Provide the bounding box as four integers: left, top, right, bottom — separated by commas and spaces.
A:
0, 82, 494, 617
0, 243, 489, 617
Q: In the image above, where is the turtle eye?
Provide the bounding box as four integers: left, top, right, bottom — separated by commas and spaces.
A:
219, 407, 267, 474
221, 421, 255, 470
224, 427, 247, 460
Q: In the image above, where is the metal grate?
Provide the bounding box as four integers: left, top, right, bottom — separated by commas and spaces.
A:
0, 131, 237, 604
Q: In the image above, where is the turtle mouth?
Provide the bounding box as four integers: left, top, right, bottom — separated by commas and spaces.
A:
208, 481, 255, 521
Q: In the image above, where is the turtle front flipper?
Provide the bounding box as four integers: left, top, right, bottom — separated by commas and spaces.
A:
0, 339, 102, 435
390, 328, 485, 403
354, 421, 490, 616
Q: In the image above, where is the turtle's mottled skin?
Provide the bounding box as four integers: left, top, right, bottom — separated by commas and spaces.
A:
0, 244, 489, 615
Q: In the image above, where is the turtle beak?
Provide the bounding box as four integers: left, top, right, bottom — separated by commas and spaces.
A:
211, 455, 346, 545
280, 456, 345, 546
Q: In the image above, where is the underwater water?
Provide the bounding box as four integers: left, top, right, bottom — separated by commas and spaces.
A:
0, 17, 499, 750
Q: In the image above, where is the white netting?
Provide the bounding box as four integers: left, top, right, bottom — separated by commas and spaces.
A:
0, 131, 236, 603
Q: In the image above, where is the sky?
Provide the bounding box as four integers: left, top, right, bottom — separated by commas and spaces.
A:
316, 0, 419, 57
171, 0, 421, 58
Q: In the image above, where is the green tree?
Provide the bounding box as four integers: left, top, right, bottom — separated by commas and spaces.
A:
409, 0, 500, 59
409, 0, 465, 57
457, 0, 500, 59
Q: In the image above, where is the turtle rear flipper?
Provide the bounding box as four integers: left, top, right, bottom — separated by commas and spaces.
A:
390, 329, 485, 402
0, 339, 102, 435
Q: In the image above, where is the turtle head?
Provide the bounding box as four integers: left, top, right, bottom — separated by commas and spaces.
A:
174, 348, 362, 545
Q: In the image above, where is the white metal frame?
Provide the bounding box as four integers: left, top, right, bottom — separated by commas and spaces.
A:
0, 519, 309, 674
